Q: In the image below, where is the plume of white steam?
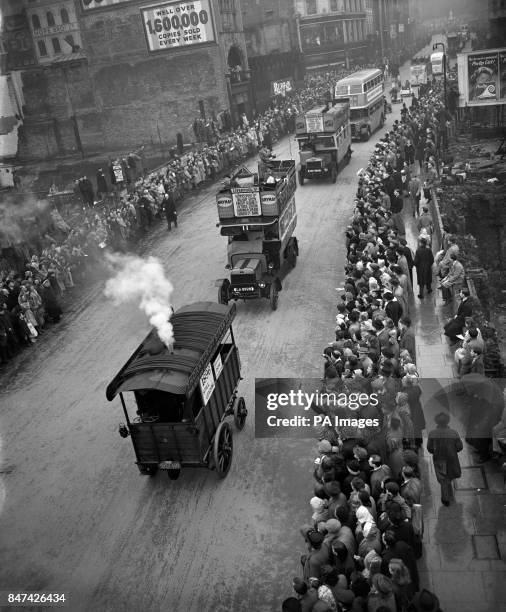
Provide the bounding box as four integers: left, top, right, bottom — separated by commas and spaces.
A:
0, 194, 52, 245
104, 254, 174, 348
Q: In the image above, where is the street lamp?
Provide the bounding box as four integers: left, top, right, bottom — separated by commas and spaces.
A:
433, 42, 447, 108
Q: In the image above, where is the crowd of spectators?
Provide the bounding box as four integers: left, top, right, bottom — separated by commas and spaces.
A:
280, 85, 460, 612
1, 62, 393, 367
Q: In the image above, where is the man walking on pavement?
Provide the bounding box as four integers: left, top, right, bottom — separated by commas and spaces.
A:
427, 412, 463, 506
408, 173, 422, 217
413, 237, 434, 299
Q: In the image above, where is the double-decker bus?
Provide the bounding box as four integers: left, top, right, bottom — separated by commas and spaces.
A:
333, 69, 385, 141
430, 51, 445, 76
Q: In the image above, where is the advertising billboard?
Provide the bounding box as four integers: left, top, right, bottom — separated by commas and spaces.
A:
140, 0, 216, 53
457, 48, 506, 107
271, 78, 294, 97
1, 14, 36, 70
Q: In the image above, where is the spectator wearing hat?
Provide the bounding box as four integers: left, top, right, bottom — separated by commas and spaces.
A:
427, 412, 463, 506
383, 293, 403, 327
292, 577, 318, 612
407, 588, 442, 612
381, 530, 419, 592
323, 481, 348, 518
301, 529, 330, 582
320, 565, 355, 609
282, 597, 302, 612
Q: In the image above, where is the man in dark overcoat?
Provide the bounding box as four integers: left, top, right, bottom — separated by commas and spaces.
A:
40, 279, 62, 322
413, 237, 434, 299
163, 193, 178, 231
427, 412, 463, 506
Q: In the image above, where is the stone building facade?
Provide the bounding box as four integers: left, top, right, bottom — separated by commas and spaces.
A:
13, 0, 252, 160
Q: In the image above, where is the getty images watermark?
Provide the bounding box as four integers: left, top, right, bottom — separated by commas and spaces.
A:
255, 378, 380, 438
255, 376, 506, 441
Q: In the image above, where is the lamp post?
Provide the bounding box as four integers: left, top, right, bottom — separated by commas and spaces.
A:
433, 42, 447, 108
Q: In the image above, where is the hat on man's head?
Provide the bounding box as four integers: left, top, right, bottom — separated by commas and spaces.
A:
434, 411, 450, 426
317, 440, 332, 454
306, 529, 325, 547
410, 589, 441, 612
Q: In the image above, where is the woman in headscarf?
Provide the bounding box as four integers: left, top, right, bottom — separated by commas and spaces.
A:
355, 506, 375, 544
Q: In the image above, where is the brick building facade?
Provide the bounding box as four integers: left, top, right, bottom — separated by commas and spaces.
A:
13, 0, 252, 161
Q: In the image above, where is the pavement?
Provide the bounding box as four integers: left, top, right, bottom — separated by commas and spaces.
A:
398, 49, 506, 609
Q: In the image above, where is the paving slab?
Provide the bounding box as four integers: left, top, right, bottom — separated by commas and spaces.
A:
472, 535, 501, 560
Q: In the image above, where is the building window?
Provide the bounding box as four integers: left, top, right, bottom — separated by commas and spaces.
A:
66, 34, 75, 49
52, 37, 61, 53
46, 11, 55, 27
330, 0, 338, 11
61, 8, 69, 24
37, 40, 48, 56
31, 14, 41, 29
219, 0, 234, 12
306, 0, 317, 15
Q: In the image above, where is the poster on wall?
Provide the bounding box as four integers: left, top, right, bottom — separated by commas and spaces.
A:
1, 14, 37, 70
457, 48, 506, 106
468, 51, 498, 102
140, 0, 216, 53
271, 78, 294, 97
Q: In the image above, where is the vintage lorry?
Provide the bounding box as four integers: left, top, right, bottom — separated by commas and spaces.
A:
215, 160, 298, 311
